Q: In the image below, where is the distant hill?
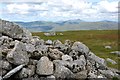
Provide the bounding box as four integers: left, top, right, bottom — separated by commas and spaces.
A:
15, 19, 118, 32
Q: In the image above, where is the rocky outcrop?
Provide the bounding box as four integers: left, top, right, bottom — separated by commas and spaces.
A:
0, 19, 120, 80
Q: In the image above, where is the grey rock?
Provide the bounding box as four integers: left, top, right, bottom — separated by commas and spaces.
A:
36, 56, 53, 75
0, 36, 13, 48
108, 68, 120, 75
105, 46, 112, 49
53, 40, 62, 47
88, 72, 97, 78
31, 38, 44, 46
79, 55, 86, 65
9, 41, 16, 48
3, 64, 25, 79
29, 59, 38, 65
59, 44, 70, 54
21, 37, 31, 43
0, 69, 7, 76
48, 49, 64, 60
64, 39, 72, 46
1, 48, 12, 56
39, 75, 56, 80
106, 58, 117, 64
0, 52, 3, 60
70, 60, 86, 73
97, 74, 106, 78
0, 76, 2, 80
6, 41, 29, 65
99, 69, 115, 78
110, 51, 120, 56
22, 75, 39, 80
53, 40, 71, 54
53, 60, 71, 69
32, 36, 40, 39
30, 50, 42, 60
71, 41, 89, 56
75, 70, 87, 79
17, 65, 35, 78
25, 43, 35, 53
0, 20, 32, 40
47, 75, 56, 80
59, 33, 63, 35
35, 45, 48, 55
69, 50, 80, 60
0, 36, 13, 43
54, 65, 75, 79
0, 60, 12, 70
44, 32, 56, 36
45, 40, 53, 45
88, 52, 106, 67
62, 54, 73, 61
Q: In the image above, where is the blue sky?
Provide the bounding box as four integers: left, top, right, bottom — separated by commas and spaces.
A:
0, 0, 119, 22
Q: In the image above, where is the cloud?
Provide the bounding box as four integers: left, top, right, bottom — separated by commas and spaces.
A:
94, 0, 118, 13
6, 3, 30, 14
0, 0, 119, 21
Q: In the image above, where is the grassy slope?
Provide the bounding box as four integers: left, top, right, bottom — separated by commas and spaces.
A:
32, 30, 120, 70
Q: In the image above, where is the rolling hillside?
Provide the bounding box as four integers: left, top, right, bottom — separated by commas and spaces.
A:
15, 19, 118, 32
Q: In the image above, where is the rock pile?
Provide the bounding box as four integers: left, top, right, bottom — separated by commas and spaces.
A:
0, 19, 120, 80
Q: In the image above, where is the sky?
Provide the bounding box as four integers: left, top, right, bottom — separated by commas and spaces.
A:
0, 0, 119, 22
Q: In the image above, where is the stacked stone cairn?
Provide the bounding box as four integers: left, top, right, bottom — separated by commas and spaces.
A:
0, 19, 120, 80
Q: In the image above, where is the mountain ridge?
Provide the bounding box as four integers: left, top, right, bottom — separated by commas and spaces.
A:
14, 19, 118, 32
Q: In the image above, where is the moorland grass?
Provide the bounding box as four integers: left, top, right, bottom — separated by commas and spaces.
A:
32, 30, 120, 70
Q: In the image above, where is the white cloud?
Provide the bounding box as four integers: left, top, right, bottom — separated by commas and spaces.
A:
7, 3, 30, 14
94, 0, 118, 13
1, 0, 119, 21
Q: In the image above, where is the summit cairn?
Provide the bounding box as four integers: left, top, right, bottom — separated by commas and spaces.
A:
0, 19, 120, 80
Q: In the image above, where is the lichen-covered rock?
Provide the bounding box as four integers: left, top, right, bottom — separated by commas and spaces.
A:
69, 50, 80, 60
54, 65, 75, 79
17, 65, 35, 78
62, 54, 73, 61
35, 45, 48, 55
48, 49, 64, 60
75, 70, 87, 79
53, 40, 62, 48
0, 60, 12, 70
53, 60, 71, 69
70, 59, 86, 73
25, 44, 35, 53
0, 20, 32, 40
99, 70, 115, 78
88, 52, 106, 68
36, 56, 53, 75
6, 41, 29, 65
71, 42, 89, 56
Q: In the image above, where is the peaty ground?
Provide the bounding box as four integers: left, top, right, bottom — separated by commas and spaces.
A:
32, 30, 120, 70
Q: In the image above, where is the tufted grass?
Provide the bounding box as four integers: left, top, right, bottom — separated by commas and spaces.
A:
32, 30, 120, 70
